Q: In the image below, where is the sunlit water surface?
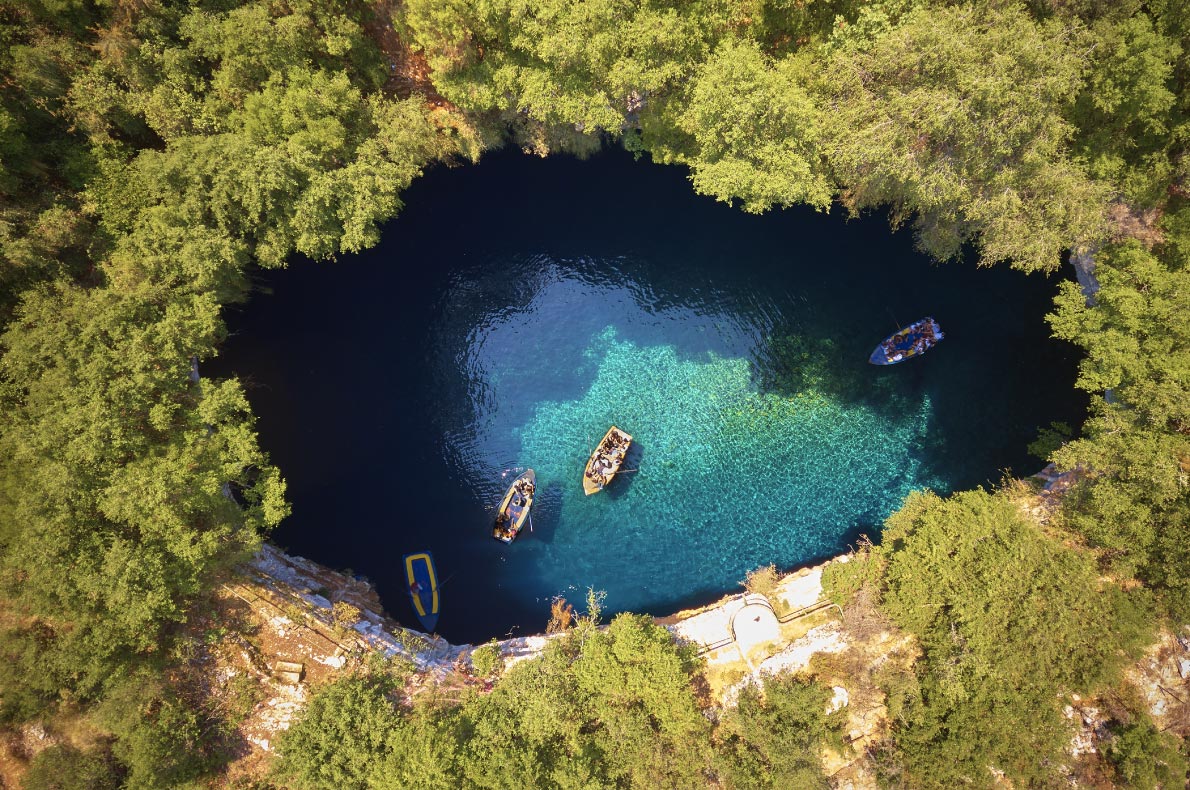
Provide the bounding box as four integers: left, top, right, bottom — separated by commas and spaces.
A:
213, 150, 1086, 642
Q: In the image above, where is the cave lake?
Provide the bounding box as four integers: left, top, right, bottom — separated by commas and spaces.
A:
211, 148, 1087, 643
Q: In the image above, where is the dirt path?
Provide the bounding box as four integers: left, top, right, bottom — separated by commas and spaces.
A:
362, 0, 449, 105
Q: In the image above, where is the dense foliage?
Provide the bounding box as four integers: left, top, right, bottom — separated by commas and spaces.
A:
276, 614, 842, 789
1049, 227, 1190, 621
840, 489, 1154, 787
713, 672, 846, 789
1, 0, 1188, 785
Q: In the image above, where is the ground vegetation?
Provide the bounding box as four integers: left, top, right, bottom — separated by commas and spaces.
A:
276, 611, 841, 790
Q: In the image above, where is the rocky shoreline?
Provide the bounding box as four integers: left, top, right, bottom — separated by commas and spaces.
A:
221, 464, 1190, 789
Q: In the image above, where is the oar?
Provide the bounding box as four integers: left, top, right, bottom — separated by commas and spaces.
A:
528, 512, 535, 533
886, 307, 902, 330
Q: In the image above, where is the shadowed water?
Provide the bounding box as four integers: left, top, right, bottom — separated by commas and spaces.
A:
212, 149, 1086, 643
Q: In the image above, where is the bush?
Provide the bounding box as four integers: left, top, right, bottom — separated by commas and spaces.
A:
331, 602, 362, 634
21, 744, 121, 790
1106, 716, 1188, 790
743, 564, 780, 598
875, 488, 1154, 787
95, 672, 213, 790
1027, 420, 1073, 461
820, 537, 884, 608
469, 642, 503, 678
546, 596, 575, 633
713, 671, 845, 789
274, 675, 400, 790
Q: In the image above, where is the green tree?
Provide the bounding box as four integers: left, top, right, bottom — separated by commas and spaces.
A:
89, 78, 450, 267
404, 0, 728, 136
1048, 236, 1190, 618
274, 674, 404, 790
1071, 13, 1183, 207
0, 283, 287, 703
0, 9, 97, 310
95, 671, 212, 790
672, 41, 833, 213
822, 3, 1109, 270
1105, 714, 1189, 789
20, 743, 121, 790
713, 672, 844, 789
470, 641, 504, 677
461, 613, 713, 789
874, 489, 1152, 787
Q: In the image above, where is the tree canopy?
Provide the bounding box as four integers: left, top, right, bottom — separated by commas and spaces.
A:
276, 614, 841, 789
1, 0, 1189, 784
1048, 230, 1190, 619
827, 488, 1154, 787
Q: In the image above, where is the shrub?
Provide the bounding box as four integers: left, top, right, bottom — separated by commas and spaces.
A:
1106, 715, 1188, 790
21, 744, 121, 790
546, 596, 575, 633
470, 642, 503, 678
713, 671, 845, 789
743, 564, 780, 598
330, 602, 361, 635
820, 537, 884, 608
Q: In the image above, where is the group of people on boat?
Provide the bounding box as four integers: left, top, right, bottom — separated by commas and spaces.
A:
495, 427, 632, 543
510, 477, 533, 509
585, 431, 629, 488
494, 475, 536, 542
875, 317, 944, 365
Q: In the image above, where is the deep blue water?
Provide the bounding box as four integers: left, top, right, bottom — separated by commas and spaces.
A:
212, 148, 1086, 643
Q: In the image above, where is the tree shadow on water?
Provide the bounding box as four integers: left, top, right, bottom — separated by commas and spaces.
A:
750, 332, 908, 419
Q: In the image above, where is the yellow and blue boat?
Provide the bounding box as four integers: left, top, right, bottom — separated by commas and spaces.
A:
403, 551, 439, 632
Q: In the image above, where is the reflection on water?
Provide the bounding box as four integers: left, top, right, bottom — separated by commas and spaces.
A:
213, 149, 1086, 642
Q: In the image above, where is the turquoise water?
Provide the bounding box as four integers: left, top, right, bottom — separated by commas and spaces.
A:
214, 149, 1085, 642
495, 326, 939, 605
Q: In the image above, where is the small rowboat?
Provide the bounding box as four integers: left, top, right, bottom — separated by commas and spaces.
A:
403, 551, 439, 632
583, 426, 633, 495
869, 317, 944, 365
493, 469, 536, 544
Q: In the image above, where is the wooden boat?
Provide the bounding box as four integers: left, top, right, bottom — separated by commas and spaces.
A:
493, 469, 536, 544
869, 317, 944, 365
403, 551, 439, 632
583, 426, 633, 495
